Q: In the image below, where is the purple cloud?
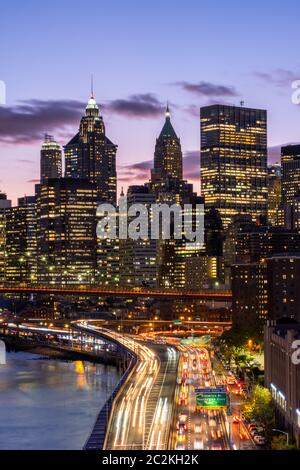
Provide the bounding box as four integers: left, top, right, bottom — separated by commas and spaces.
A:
105, 94, 164, 118
173, 81, 238, 98
0, 99, 84, 144
254, 69, 300, 87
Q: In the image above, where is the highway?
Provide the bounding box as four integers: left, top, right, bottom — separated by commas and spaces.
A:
100, 331, 178, 450
2, 320, 256, 451
171, 344, 256, 451
171, 345, 229, 450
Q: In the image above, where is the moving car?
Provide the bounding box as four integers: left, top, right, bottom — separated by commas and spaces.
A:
194, 439, 204, 450
211, 443, 222, 450
177, 414, 187, 432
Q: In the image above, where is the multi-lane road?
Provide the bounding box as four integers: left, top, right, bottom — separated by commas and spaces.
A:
171, 345, 229, 450
170, 343, 256, 451
2, 320, 256, 451
103, 332, 178, 450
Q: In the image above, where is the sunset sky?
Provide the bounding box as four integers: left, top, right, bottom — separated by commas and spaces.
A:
1, 0, 300, 204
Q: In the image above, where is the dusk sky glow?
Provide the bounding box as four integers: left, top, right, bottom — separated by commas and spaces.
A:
1, 0, 300, 203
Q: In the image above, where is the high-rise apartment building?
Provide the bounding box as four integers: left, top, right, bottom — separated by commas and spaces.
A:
232, 260, 268, 329
40, 134, 62, 183
200, 104, 268, 228
267, 254, 300, 323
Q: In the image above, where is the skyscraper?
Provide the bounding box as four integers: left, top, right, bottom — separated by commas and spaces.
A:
267, 164, 281, 226
119, 185, 157, 288
4, 196, 37, 283
40, 134, 62, 183
0, 193, 11, 283
267, 254, 300, 323
65, 95, 117, 204
36, 178, 98, 285
281, 144, 300, 205
200, 104, 268, 228
151, 106, 183, 192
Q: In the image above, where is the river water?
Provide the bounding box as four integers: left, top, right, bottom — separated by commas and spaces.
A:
0, 352, 121, 449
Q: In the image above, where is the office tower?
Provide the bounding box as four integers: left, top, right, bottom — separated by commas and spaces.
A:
119, 185, 157, 288
4, 196, 37, 283
231, 261, 268, 329
267, 164, 281, 226
97, 201, 120, 287
97, 237, 120, 286
18, 196, 38, 283
157, 192, 204, 289
151, 105, 183, 193
226, 222, 300, 264
281, 145, 300, 204
280, 145, 300, 229
0, 193, 11, 282
200, 104, 268, 228
40, 134, 62, 183
64, 95, 117, 204
185, 255, 208, 291
36, 178, 98, 285
204, 208, 225, 285
267, 254, 300, 323
264, 320, 300, 448
284, 194, 300, 230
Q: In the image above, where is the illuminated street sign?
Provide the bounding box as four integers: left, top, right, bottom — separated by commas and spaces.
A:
196, 391, 228, 409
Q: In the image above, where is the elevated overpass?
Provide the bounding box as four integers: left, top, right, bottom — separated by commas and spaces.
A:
0, 284, 232, 301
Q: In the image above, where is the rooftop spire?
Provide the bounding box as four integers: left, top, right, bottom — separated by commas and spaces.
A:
86, 76, 99, 116
166, 102, 170, 118
91, 74, 94, 98
158, 103, 178, 139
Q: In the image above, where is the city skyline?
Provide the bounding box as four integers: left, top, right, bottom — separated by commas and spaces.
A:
1, 0, 300, 203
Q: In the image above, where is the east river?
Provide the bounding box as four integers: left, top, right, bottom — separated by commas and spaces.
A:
0, 352, 121, 449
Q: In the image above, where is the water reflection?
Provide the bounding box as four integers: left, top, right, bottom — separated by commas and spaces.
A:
0, 352, 121, 449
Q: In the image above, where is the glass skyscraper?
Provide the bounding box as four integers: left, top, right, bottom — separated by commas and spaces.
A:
200, 104, 268, 228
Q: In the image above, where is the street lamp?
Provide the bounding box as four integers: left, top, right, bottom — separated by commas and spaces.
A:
272, 429, 289, 446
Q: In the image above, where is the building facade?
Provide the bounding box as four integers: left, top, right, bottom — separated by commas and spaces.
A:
64, 96, 117, 204
264, 320, 300, 448
200, 104, 268, 228
0, 193, 11, 282
4, 196, 37, 283
232, 260, 268, 329
267, 164, 281, 226
40, 134, 62, 183
119, 185, 157, 288
151, 105, 183, 192
267, 254, 300, 323
36, 178, 98, 285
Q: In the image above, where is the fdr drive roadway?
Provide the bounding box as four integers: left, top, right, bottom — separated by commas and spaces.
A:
79, 325, 179, 450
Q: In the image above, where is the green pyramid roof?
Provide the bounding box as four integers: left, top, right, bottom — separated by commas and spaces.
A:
159, 113, 178, 139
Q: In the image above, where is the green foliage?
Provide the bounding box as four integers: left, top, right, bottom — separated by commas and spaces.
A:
243, 385, 274, 426
271, 435, 296, 450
